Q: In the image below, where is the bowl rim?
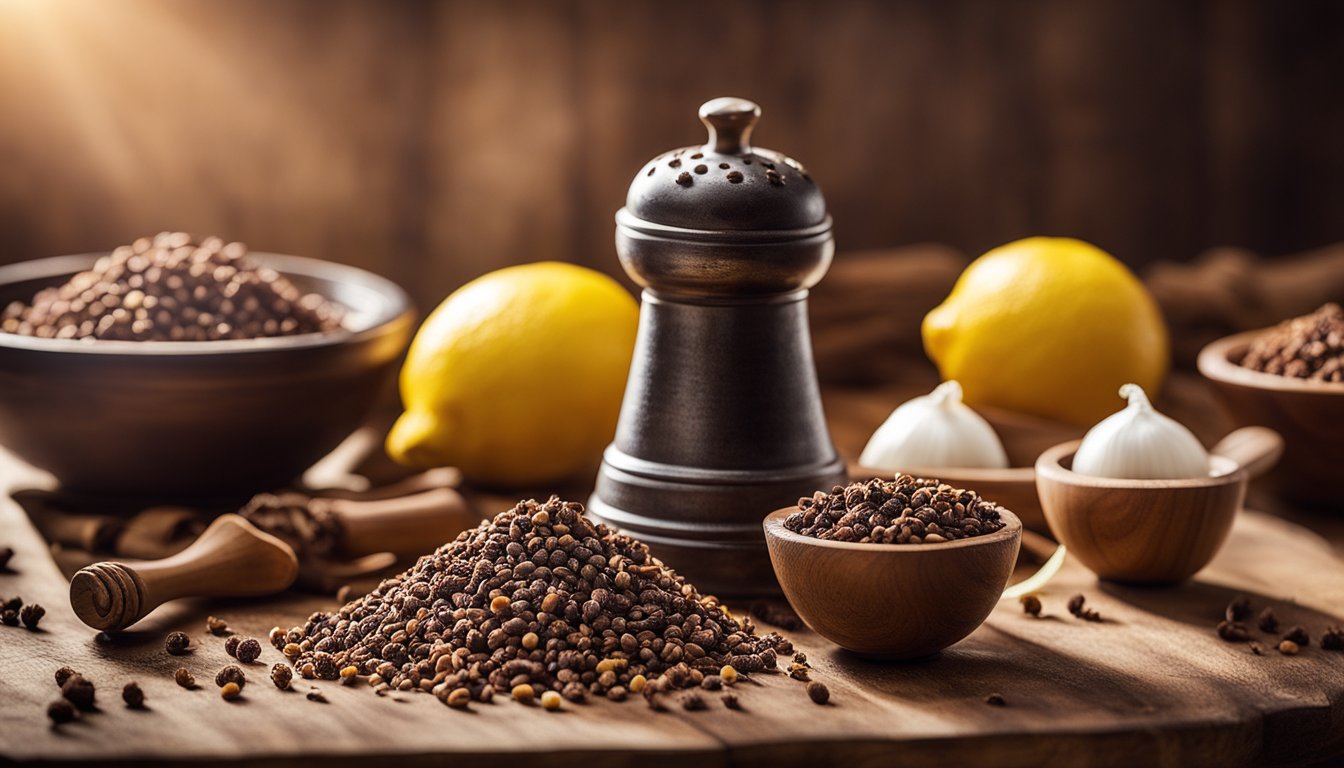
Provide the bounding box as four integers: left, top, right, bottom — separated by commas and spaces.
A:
0, 252, 414, 356
1198, 328, 1344, 393
763, 504, 1022, 553
1035, 439, 1245, 489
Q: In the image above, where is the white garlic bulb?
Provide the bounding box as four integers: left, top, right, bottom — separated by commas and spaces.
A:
1071, 383, 1209, 479
859, 380, 1010, 470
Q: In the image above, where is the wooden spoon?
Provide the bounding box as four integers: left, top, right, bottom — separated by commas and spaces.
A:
69, 514, 298, 632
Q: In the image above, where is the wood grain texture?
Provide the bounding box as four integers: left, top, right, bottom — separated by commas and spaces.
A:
1, 397, 1343, 765
1, 0, 1341, 322
69, 515, 299, 632
764, 507, 1022, 659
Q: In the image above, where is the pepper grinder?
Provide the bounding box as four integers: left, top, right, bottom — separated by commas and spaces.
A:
590, 97, 846, 596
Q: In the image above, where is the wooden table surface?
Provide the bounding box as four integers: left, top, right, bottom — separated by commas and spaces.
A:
1, 385, 1343, 768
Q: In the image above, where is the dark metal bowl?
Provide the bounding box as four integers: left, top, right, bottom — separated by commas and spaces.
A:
0, 253, 414, 501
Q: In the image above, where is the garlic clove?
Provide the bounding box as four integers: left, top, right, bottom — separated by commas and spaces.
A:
859, 380, 1010, 470
1071, 383, 1209, 479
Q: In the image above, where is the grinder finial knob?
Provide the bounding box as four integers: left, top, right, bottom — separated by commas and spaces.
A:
699, 97, 761, 155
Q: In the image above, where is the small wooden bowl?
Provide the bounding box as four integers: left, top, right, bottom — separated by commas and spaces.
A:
1035, 442, 1245, 585
1198, 329, 1344, 506
763, 506, 1022, 659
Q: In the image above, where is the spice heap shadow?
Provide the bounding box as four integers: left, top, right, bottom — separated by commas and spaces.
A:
1239, 303, 1343, 382
284, 497, 791, 704
1, 231, 343, 341
785, 475, 1007, 543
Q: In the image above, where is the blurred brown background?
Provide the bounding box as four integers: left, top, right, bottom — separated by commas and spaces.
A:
0, 0, 1341, 318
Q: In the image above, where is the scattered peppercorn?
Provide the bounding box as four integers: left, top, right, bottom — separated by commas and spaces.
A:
1279, 639, 1300, 656
1249, 641, 1266, 656
445, 687, 472, 708
54, 666, 78, 688
723, 692, 742, 710
220, 682, 241, 700
1, 609, 17, 626
986, 693, 1007, 707
786, 476, 1006, 543
215, 665, 246, 690
175, 668, 196, 689
236, 638, 262, 664
122, 682, 146, 709
512, 683, 535, 703
223, 636, 240, 658
719, 666, 738, 686
47, 699, 77, 724
1322, 626, 1344, 651
165, 631, 191, 655
1283, 626, 1309, 647
206, 616, 230, 635
1020, 595, 1042, 617
268, 626, 286, 650
306, 688, 327, 703
271, 664, 293, 690
682, 693, 708, 711
1067, 594, 1103, 622
339, 665, 359, 686
540, 690, 563, 711
1217, 620, 1250, 642
806, 681, 830, 705
788, 663, 811, 682
1257, 607, 1279, 634
1225, 594, 1251, 622
61, 675, 96, 711
19, 603, 44, 630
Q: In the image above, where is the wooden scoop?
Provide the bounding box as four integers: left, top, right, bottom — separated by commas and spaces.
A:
69, 514, 299, 632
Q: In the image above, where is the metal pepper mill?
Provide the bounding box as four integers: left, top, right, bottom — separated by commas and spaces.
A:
590, 97, 845, 596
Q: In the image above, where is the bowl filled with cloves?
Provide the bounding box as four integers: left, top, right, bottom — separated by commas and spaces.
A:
1197, 303, 1344, 507
0, 233, 414, 499
764, 474, 1022, 660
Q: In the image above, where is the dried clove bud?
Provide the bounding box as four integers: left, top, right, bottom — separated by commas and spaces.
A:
175, 668, 196, 689
19, 603, 44, 630
682, 692, 708, 711
164, 632, 191, 656
1068, 594, 1102, 622
1257, 607, 1279, 634
806, 681, 830, 705
1225, 594, 1251, 622
1283, 626, 1309, 647
223, 637, 240, 658
122, 682, 146, 709
1020, 595, 1043, 617
54, 667, 79, 688
61, 675, 96, 711
1322, 626, 1344, 651
1249, 641, 1266, 656
47, 699, 77, 724
1, 609, 18, 626
206, 616, 230, 635
723, 691, 742, 710
1217, 620, 1251, 642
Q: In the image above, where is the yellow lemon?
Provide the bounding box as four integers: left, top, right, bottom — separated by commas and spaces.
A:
387, 262, 638, 487
922, 237, 1168, 427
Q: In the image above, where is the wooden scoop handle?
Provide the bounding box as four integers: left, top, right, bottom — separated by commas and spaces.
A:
329, 487, 474, 558
1211, 426, 1284, 480
69, 514, 299, 632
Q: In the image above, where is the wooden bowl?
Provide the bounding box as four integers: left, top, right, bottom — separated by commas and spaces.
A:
1198, 329, 1344, 506
763, 506, 1022, 659
1035, 441, 1244, 584
0, 253, 414, 500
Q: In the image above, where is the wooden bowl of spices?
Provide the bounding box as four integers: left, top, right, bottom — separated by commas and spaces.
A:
763, 476, 1022, 660
1197, 305, 1344, 506
1035, 426, 1282, 584
0, 238, 413, 500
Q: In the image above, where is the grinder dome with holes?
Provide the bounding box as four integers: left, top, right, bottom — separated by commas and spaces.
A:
589, 97, 845, 596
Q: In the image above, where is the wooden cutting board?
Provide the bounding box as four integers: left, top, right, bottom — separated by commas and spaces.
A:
1, 438, 1343, 767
